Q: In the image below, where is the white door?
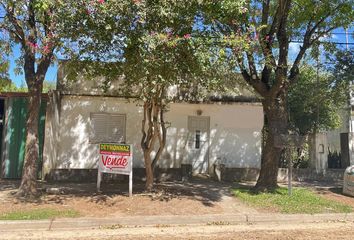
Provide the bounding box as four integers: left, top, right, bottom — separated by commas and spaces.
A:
187, 116, 210, 174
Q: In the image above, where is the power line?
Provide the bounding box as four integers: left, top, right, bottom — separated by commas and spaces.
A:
329, 32, 354, 35
290, 40, 354, 45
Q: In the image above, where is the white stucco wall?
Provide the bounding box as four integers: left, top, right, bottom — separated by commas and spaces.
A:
164, 103, 262, 170
47, 95, 263, 172
326, 108, 350, 153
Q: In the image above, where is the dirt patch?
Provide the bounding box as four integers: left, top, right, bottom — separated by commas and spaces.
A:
0, 179, 244, 217
313, 187, 354, 208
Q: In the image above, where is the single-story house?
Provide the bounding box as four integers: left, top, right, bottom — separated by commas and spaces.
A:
41, 63, 264, 181
2, 63, 351, 182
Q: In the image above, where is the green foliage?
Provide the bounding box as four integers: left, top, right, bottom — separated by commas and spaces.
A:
331, 49, 354, 88
0, 208, 79, 220
42, 80, 56, 92
0, 68, 11, 91
288, 65, 347, 135
0, 80, 56, 92
1, 82, 27, 92
65, 1, 230, 102
0, 42, 11, 91
233, 187, 352, 214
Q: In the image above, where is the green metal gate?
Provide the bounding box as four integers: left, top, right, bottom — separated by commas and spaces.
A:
2, 97, 46, 179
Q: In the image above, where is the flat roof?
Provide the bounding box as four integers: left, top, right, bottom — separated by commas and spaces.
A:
0, 92, 49, 98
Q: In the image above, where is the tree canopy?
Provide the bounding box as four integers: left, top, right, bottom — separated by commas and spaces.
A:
288, 65, 347, 135
200, 0, 353, 190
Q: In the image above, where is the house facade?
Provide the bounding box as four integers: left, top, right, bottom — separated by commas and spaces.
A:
41, 64, 263, 181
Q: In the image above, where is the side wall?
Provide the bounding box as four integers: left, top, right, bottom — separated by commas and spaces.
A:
43, 95, 263, 178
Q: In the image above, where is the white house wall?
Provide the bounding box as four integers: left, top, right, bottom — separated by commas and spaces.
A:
164, 103, 262, 170
326, 108, 350, 153
44, 95, 263, 172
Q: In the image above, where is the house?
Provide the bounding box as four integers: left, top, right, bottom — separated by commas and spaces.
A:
1, 66, 350, 183
41, 63, 264, 182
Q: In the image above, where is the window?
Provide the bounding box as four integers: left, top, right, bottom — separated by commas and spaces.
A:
90, 113, 126, 143
195, 130, 201, 149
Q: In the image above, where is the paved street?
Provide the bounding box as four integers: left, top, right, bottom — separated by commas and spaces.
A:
1, 179, 354, 239
1, 220, 354, 240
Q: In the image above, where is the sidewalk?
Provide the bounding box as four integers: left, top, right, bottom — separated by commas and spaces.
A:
0, 212, 354, 232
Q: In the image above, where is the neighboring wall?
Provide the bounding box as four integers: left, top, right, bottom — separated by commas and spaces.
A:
42, 94, 263, 177
326, 108, 350, 153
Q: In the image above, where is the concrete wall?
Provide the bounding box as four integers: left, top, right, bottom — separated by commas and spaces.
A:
327, 108, 350, 153
309, 133, 328, 172
42, 94, 263, 178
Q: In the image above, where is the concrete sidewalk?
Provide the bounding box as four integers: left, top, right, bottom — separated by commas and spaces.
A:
0, 213, 353, 232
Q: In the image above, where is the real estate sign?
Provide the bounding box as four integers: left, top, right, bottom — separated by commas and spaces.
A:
97, 143, 133, 196
99, 143, 132, 174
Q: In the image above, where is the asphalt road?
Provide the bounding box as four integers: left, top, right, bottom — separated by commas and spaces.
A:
1, 221, 354, 240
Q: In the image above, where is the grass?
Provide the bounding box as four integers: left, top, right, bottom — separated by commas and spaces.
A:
0, 208, 80, 220
233, 187, 352, 214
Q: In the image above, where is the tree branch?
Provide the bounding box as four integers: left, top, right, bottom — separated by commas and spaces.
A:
259, 0, 277, 73
236, 52, 268, 96
5, 4, 25, 44
289, 3, 343, 83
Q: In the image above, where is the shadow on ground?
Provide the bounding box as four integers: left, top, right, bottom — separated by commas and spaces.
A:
0, 177, 236, 207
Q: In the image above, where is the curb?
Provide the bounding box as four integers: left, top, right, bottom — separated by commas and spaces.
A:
0, 213, 353, 231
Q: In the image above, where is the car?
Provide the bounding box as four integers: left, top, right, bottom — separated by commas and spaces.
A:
343, 165, 354, 197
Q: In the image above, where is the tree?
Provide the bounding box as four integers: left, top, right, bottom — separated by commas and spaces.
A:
0, 37, 10, 90
122, 1, 215, 190
0, 0, 68, 198
288, 65, 347, 135
331, 48, 354, 94
203, 0, 353, 190
66, 0, 217, 191
0, 59, 11, 90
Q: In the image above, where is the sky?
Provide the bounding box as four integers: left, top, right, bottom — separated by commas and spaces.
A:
7, 28, 354, 87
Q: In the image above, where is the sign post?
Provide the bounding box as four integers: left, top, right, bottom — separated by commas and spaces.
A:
97, 143, 133, 197
274, 134, 305, 196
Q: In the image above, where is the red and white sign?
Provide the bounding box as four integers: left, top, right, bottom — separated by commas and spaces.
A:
98, 143, 132, 175
97, 143, 133, 196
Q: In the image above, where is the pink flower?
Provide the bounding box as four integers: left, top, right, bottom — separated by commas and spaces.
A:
183, 34, 191, 39
43, 45, 50, 54
98, 0, 104, 3
27, 42, 38, 49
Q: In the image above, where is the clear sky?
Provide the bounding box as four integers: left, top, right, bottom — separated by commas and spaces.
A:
7, 28, 353, 87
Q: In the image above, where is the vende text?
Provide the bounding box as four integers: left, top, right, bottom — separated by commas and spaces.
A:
101, 155, 128, 169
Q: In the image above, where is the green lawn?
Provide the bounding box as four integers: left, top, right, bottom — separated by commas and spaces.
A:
0, 208, 80, 220
233, 187, 352, 214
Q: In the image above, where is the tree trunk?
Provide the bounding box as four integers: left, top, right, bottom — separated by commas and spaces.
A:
255, 97, 288, 191
17, 87, 41, 198
141, 97, 166, 192
144, 151, 154, 191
